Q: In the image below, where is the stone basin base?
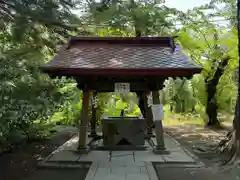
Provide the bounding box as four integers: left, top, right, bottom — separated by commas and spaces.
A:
101, 117, 145, 150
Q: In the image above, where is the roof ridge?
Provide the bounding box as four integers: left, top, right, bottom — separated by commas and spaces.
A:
66, 36, 176, 51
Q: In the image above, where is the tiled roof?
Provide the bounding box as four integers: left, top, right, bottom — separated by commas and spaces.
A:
41, 37, 202, 76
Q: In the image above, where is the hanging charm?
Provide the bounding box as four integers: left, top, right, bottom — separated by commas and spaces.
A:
92, 95, 98, 108
147, 92, 153, 107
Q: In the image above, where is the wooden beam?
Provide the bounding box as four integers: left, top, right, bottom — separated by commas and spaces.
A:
89, 92, 98, 137
152, 90, 167, 154
143, 92, 154, 138
80, 81, 151, 92
78, 85, 90, 152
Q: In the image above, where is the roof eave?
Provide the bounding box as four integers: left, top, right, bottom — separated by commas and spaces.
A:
40, 67, 202, 78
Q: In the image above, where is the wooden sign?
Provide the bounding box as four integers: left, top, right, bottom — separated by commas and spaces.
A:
151, 104, 164, 121
114, 83, 130, 94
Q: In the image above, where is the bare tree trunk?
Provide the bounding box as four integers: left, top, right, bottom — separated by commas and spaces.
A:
234, 0, 240, 157
170, 102, 173, 112
234, 94, 240, 154
220, 93, 240, 165
205, 58, 229, 127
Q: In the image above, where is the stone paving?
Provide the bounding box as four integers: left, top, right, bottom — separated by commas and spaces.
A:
40, 134, 203, 180
83, 151, 160, 180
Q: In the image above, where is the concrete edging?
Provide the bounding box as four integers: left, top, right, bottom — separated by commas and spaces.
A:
84, 162, 99, 180
39, 133, 78, 166
145, 162, 159, 180
164, 133, 205, 167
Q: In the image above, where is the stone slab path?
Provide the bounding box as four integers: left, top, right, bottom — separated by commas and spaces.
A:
40, 134, 203, 180
84, 151, 159, 180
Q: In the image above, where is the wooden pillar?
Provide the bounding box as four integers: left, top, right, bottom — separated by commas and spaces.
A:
152, 90, 167, 154
143, 92, 154, 138
136, 91, 145, 118
78, 85, 90, 152
89, 92, 98, 137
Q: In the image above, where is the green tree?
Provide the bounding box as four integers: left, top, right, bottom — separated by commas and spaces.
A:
177, 7, 238, 126
0, 0, 82, 147
163, 77, 196, 113
83, 0, 177, 36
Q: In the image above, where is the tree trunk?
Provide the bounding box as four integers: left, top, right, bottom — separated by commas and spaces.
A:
234, 0, 240, 156
236, 0, 240, 142
175, 103, 182, 113
170, 102, 173, 112
218, 1, 240, 164
234, 93, 240, 149
181, 100, 185, 113
220, 93, 240, 165
191, 106, 195, 113
205, 57, 230, 127
206, 98, 219, 126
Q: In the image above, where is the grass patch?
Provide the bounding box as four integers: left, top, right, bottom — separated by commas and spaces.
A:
162, 106, 204, 126
162, 107, 233, 128
163, 112, 204, 126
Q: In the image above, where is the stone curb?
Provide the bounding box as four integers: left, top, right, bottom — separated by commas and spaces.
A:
38, 162, 91, 169
145, 162, 159, 180
164, 133, 205, 167
85, 162, 99, 180
153, 162, 205, 168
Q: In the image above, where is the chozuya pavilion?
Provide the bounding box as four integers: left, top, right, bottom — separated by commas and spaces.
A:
41, 36, 202, 154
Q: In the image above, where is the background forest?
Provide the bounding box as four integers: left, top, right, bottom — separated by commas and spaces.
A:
0, 0, 238, 151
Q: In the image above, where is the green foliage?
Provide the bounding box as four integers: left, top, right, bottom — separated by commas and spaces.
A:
163, 77, 196, 113
0, 48, 79, 145
0, 0, 82, 148
99, 93, 141, 117
85, 0, 178, 36
1, 0, 79, 40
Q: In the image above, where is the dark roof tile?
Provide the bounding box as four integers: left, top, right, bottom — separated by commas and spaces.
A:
43, 45, 200, 69
41, 37, 202, 76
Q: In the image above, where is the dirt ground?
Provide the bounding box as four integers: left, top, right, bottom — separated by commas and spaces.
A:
164, 125, 240, 180
0, 126, 77, 180
164, 125, 229, 165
